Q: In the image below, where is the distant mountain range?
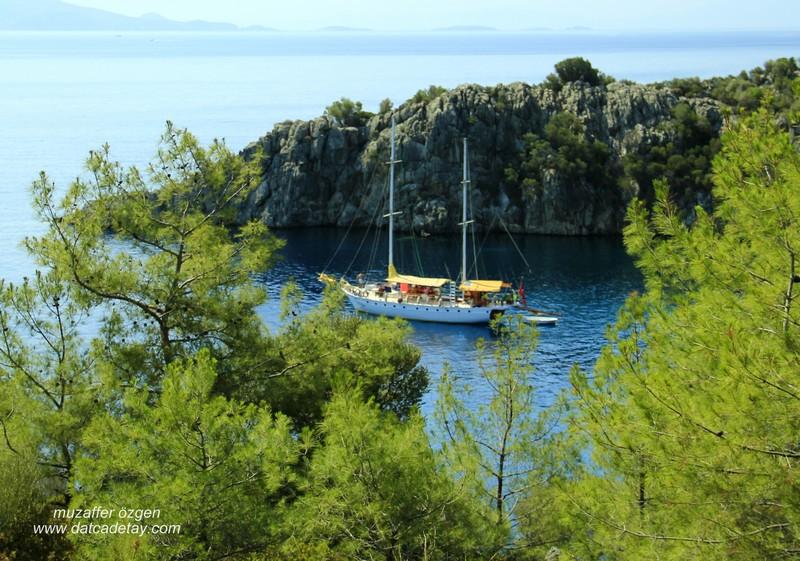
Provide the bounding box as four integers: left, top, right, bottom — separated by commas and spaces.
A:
0, 0, 599, 33
0, 0, 274, 31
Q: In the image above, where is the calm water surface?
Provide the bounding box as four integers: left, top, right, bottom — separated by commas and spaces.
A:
257, 228, 641, 414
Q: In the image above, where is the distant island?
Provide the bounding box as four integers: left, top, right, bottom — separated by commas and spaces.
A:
433, 25, 499, 32
314, 26, 373, 33
0, 0, 274, 31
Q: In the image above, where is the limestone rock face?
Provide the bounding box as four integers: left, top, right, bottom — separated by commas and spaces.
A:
239, 82, 722, 235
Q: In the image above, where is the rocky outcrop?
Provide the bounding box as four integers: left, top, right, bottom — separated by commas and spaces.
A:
239, 81, 722, 235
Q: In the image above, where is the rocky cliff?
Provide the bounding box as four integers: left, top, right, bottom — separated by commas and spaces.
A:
238, 81, 722, 235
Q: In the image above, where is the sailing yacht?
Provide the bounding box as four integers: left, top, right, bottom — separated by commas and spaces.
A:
321, 116, 517, 324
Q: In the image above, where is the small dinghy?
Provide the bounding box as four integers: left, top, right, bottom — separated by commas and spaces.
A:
524, 315, 559, 326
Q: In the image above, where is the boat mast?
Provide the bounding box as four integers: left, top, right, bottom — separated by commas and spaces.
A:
386, 115, 401, 274
460, 137, 471, 285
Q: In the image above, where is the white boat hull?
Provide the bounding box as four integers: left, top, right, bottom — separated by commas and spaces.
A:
345, 290, 510, 324
524, 315, 559, 326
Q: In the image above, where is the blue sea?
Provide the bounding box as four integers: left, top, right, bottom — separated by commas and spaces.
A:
1, 30, 798, 413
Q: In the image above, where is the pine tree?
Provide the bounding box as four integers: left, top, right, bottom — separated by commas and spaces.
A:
26, 122, 281, 387
277, 391, 489, 561
0, 271, 94, 507
558, 102, 800, 560
436, 316, 564, 556
73, 350, 297, 561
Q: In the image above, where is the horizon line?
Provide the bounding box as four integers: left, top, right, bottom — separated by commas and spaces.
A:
3, 26, 800, 34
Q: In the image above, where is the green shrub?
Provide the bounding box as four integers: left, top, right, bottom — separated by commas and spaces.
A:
543, 72, 563, 93
622, 102, 720, 206
664, 57, 799, 116
325, 97, 374, 127
543, 58, 612, 91
408, 85, 448, 104
505, 112, 617, 193
554, 57, 602, 86
378, 97, 393, 114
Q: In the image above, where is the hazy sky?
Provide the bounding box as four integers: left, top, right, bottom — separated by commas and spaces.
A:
64, 0, 800, 31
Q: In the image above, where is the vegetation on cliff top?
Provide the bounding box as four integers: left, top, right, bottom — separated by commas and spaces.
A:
543, 56, 615, 92
664, 56, 800, 115
244, 57, 797, 239
506, 57, 797, 216
324, 96, 374, 127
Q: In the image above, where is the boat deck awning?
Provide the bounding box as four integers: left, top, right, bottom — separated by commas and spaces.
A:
387, 273, 451, 288
460, 280, 510, 292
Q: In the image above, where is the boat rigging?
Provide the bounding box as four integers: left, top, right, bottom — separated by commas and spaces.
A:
321, 115, 523, 324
